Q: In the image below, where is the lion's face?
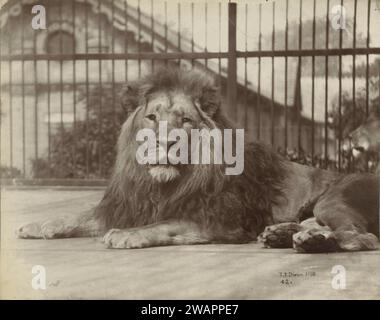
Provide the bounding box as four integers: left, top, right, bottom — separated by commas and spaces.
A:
138, 90, 203, 183
345, 108, 380, 157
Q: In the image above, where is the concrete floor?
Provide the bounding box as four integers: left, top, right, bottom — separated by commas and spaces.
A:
1, 187, 379, 300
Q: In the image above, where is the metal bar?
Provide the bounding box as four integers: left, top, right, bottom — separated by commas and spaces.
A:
243, 2, 248, 131
47, 56, 51, 170
3, 48, 380, 62
72, 0, 77, 176
205, 2, 208, 67
178, 2, 181, 66
150, 0, 155, 71
257, 3, 262, 140
366, 0, 371, 116
6, 48, 380, 62
271, 1, 275, 146
8, 22, 13, 169
365, 0, 372, 172
311, 0, 316, 165
85, 0, 90, 178
111, 0, 116, 140
59, 0, 64, 150
124, 0, 128, 80
191, 3, 194, 67
151, 0, 154, 71
138, 0, 142, 75
324, 0, 330, 168
33, 20, 38, 163
98, 0, 103, 177
353, 0, 357, 127
338, 0, 343, 171
227, 2, 237, 122
218, 2, 222, 76
284, 0, 289, 150
297, 0, 302, 157
21, 5, 26, 176
164, 1, 167, 67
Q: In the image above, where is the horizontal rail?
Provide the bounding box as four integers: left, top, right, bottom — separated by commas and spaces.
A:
2, 47, 380, 61
237, 47, 380, 58
0, 52, 229, 61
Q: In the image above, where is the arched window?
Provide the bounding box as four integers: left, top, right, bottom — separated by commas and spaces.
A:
46, 31, 75, 54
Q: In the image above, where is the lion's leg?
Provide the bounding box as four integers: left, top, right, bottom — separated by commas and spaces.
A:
103, 220, 210, 249
293, 195, 379, 253
17, 211, 104, 239
258, 218, 328, 248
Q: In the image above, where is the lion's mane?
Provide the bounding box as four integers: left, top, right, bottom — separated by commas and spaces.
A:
94, 67, 286, 241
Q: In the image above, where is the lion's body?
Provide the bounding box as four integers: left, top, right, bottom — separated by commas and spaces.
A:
17, 68, 380, 252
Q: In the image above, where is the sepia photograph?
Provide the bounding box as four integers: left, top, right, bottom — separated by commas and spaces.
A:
0, 0, 379, 302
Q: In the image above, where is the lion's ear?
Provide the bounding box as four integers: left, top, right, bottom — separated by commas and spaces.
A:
120, 84, 140, 118
199, 85, 221, 118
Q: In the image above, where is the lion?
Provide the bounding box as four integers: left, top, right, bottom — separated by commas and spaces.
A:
343, 107, 380, 174
17, 67, 379, 253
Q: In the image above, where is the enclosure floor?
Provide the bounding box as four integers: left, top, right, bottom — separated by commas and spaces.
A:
1, 188, 379, 300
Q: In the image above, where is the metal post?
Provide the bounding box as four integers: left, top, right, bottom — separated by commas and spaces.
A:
227, 2, 237, 122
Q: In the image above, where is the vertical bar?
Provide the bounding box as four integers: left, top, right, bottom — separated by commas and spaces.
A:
111, 0, 116, 141
244, 3, 248, 130
365, 0, 371, 172
138, 0, 142, 75
33, 17, 38, 163
178, 2, 181, 66
324, 0, 330, 169
366, 0, 371, 117
44, 0, 51, 171
218, 2, 222, 76
21, 5, 26, 176
338, 0, 343, 171
271, 1, 276, 146
47, 53, 51, 168
204, 2, 208, 67
98, 0, 103, 176
164, 1, 168, 67
85, 0, 90, 178
191, 3, 194, 67
59, 0, 64, 143
297, 0, 302, 156
124, 0, 128, 81
351, 0, 358, 171
311, 0, 316, 165
8, 22, 13, 170
59, 0, 64, 178
353, 0, 357, 124
257, 3, 262, 140
284, 0, 289, 150
72, 0, 77, 176
151, 0, 154, 71
227, 2, 237, 122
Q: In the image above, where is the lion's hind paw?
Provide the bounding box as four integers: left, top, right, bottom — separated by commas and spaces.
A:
258, 222, 303, 248
292, 229, 340, 253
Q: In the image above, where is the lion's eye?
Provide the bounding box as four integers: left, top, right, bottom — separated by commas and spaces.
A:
146, 114, 156, 121
182, 117, 192, 123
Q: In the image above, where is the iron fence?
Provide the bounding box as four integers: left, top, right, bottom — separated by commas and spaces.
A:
0, 0, 379, 183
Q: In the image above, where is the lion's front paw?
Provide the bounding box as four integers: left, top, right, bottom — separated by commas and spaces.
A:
292, 229, 340, 253
17, 222, 43, 239
102, 229, 150, 249
17, 218, 71, 239
258, 222, 303, 248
